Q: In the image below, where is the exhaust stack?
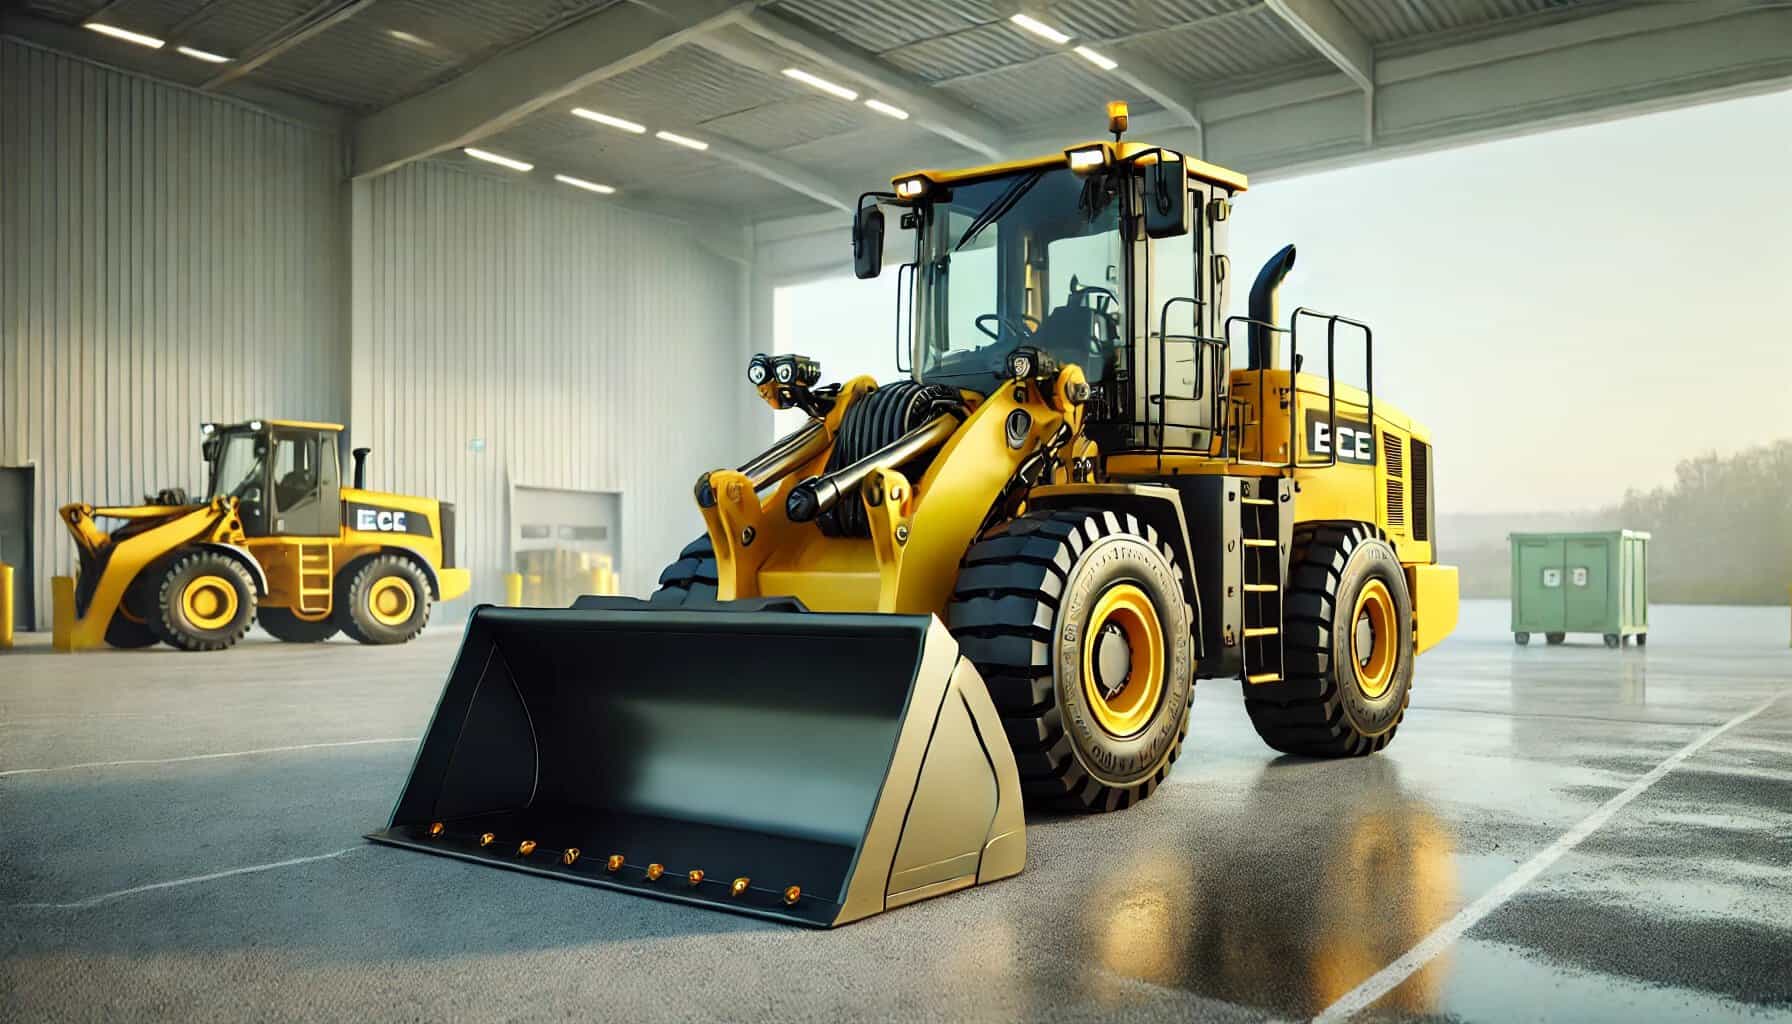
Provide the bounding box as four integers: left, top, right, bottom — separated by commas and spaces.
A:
1247, 244, 1297, 370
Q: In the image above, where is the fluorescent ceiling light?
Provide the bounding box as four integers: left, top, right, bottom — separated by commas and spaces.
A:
864, 99, 909, 120
782, 68, 858, 101
84, 23, 165, 48
1074, 46, 1116, 71
655, 130, 709, 151
571, 108, 646, 134
1008, 13, 1070, 45
463, 147, 534, 172
387, 29, 434, 48
554, 174, 616, 195
176, 45, 231, 63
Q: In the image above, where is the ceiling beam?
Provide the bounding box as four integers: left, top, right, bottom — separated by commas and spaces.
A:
164, 0, 243, 42
349, 0, 752, 179
200, 0, 381, 91
1265, 0, 1374, 93
727, 9, 1010, 160
695, 135, 857, 212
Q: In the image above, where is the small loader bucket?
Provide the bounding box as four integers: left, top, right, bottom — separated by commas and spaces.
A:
368, 600, 1024, 927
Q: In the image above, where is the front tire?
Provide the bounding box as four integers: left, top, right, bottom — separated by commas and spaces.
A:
948, 508, 1194, 813
260, 606, 339, 643
1244, 523, 1414, 757
105, 578, 160, 648
151, 551, 257, 651
649, 536, 718, 606
337, 556, 431, 645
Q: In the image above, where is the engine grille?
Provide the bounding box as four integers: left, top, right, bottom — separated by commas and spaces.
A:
1411, 440, 1431, 542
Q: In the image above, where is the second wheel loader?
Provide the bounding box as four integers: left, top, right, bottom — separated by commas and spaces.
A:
56, 419, 469, 651
373, 104, 1460, 927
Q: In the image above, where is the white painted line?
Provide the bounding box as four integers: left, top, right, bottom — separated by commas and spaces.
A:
14, 847, 363, 909
0, 737, 417, 778
1312, 693, 1786, 1022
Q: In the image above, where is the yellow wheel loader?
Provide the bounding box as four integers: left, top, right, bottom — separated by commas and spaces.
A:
56, 419, 469, 652
372, 104, 1460, 927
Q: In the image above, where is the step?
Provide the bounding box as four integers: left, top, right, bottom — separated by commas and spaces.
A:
1242, 539, 1278, 548
1243, 583, 1278, 593
1245, 672, 1282, 685
1243, 626, 1279, 638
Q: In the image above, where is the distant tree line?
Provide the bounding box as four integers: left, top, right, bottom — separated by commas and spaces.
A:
1452, 440, 1792, 605
1601, 440, 1792, 604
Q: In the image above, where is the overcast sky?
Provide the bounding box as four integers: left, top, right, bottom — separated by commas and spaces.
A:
778, 87, 1792, 516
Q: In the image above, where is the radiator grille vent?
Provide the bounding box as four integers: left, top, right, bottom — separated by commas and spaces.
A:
1412, 439, 1431, 541
1383, 433, 1404, 477
1386, 479, 1406, 529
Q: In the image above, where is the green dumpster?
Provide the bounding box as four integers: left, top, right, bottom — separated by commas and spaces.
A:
1510, 530, 1649, 649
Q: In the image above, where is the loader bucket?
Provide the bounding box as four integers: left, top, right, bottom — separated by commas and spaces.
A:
368, 599, 1025, 927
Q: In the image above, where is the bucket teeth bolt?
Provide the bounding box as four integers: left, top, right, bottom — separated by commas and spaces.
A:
783, 885, 801, 906
478, 833, 496, 848
562, 848, 581, 866
687, 869, 705, 887
606, 854, 625, 873
427, 821, 444, 837
517, 840, 537, 857
731, 877, 750, 898
645, 863, 665, 882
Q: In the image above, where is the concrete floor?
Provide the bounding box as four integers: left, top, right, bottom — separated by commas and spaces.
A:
2, 600, 1789, 1022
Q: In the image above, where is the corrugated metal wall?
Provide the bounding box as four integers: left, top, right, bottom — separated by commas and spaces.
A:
351, 161, 743, 616
0, 39, 348, 624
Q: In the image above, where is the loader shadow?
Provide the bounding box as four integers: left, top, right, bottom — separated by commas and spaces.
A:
2, 756, 776, 966
1017, 756, 1463, 1020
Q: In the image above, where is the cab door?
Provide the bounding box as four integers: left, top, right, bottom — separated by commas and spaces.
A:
268, 428, 342, 537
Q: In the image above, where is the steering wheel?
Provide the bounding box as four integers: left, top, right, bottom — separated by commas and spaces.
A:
975, 312, 1039, 344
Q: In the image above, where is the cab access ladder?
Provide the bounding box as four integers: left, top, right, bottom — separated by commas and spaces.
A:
1240, 481, 1287, 685
296, 542, 333, 616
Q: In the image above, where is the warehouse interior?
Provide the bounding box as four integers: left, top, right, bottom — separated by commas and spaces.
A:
4, 0, 1791, 1020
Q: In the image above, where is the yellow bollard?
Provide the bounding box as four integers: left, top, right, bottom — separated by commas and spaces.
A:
51, 575, 76, 652
0, 562, 13, 650
504, 572, 523, 608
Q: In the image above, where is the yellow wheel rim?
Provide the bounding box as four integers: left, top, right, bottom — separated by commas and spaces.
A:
1352, 579, 1397, 699
1081, 583, 1166, 738
182, 574, 239, 630
368, 577, 415, 627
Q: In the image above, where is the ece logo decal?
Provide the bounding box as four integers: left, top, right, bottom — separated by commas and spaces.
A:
356, 508, 408, 532
1304, 410, 1375, 466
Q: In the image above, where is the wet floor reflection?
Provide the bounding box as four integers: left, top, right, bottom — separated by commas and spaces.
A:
1071, 759, 1460, 1017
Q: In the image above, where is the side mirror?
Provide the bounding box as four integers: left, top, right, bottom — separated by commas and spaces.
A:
1142, 157, 1190, 239
852, 204, 885, 280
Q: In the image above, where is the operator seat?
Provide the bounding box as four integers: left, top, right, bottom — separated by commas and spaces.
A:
1033, 303, 1111, 379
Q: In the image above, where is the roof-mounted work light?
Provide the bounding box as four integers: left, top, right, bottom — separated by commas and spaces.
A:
894, 176, 930, 199
1066, 144, 1111, 175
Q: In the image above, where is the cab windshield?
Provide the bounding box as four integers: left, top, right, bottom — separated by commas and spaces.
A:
914, 165, 1126, 393
207, 431, 265, 501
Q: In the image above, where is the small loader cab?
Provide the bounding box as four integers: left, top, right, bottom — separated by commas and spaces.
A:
202, 420, 343, 537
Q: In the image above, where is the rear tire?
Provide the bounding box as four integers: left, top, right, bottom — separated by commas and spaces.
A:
260, 606, 339, 643
151, 550, 257, 652
1243, 523, 1413, 757
649, 536, 719, 606
337, 555, 431, 645
948, 508, 1194, 813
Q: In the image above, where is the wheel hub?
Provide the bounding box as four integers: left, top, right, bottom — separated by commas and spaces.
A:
182, 575, 238, 630
1094, 623, 1131, 698
1080, 583, 1166, 738
1350, 579, 1396, 699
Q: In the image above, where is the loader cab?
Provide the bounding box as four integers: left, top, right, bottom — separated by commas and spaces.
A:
886, 140, 1242, 455
202, 420, 343, 537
